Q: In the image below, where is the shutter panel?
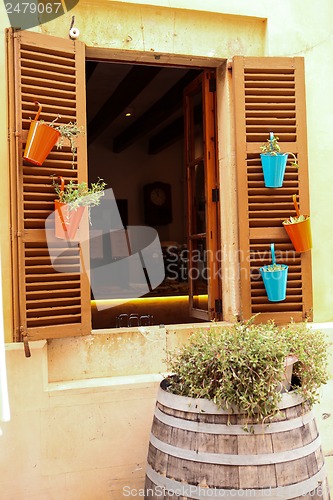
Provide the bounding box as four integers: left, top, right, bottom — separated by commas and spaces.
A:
7, 29, 91, 341
233, 56, 312, 323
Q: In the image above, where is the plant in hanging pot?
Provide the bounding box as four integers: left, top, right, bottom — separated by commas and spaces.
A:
145, 318, 330, 498
52, 176, 106, 240
283, 194, 312, 252
23, 101, 84, 167
260, 243, 288, 302
51, 119, 84, 169
260, 132, 298, 188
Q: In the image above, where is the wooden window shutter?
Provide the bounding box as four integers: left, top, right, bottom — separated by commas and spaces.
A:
7, 29, 91, 341
233, 56, 312, 323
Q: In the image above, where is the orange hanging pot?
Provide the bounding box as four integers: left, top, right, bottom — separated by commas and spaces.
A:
23, 101, 60, 166
54, 177, 85, 240
282, 195, 312, 253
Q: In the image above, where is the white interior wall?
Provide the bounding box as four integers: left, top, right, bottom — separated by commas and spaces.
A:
88, 127, 185, 244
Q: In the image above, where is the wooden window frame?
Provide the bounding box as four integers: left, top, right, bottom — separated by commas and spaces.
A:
184, 70, 222, 321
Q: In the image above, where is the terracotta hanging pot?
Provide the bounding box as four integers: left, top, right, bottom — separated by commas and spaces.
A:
23, 101, 60, 166
282, 195, 312, 252
54, 177, 85, 240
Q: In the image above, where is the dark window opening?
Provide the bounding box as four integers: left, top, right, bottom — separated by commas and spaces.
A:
85, 61, 217, 328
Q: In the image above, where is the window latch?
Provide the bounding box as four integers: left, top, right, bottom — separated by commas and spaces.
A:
215, 298, 222, 314
212, 188, 219, 202
20, 327, 31, 358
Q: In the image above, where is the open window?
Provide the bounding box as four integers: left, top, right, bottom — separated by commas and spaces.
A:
7, 29, 312, 341
86, 62, 221, 327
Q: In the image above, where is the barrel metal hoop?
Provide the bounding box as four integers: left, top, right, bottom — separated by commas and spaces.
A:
146, 463, 327, 499
154, 406, 315, 435
157, 386, 304, 415
149, 432, 321, 466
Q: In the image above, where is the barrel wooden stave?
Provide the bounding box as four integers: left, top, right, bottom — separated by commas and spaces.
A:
145, 386, 330, 499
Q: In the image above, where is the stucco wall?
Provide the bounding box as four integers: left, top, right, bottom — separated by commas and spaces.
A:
1, 0, 333, 335
1, 341, 162, 499
1, 325, 333, 499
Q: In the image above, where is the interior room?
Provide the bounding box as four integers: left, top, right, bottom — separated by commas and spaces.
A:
85, 60, 205, 329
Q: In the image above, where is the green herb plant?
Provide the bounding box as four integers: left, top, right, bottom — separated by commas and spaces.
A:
260, 133, 298, 168
283, 214, 310, 225
261, 263, 287, 272
166, 317, 329, 425
52, 177, 106, 223
48, 115, 84, 169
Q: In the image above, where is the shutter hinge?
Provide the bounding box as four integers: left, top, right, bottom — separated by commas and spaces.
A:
212, 188, 219, 202
215, 299, 222, 314
209, 77, 216, 93
304, 308, 313, 321
20, 327, 31, 358
7, 129, 19, 140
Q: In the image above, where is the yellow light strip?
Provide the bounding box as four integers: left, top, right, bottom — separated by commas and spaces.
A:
91, 295, 208, 307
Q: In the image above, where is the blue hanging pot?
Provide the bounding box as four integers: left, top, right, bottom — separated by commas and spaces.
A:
260, 243, 288, 302
260, 153, 288, 188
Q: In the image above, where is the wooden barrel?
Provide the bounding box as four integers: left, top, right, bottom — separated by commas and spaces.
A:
145, 380, 330, 499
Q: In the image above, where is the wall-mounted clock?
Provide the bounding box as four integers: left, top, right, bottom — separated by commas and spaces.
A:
143, 182, 172, 226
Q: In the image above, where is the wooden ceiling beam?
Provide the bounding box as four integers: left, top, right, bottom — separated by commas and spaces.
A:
148, 116, 183, 155
113, 69, 200, 153
87, 65, 162, 144
148, 103, 202, 155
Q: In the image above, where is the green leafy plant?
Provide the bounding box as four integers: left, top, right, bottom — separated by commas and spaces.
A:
260, 133, 298, 168
52, 177, 106, 223
48, 116, 84, 168
283, 214, 310, 225
260, 134, 281, 155
261, 263, 287, 272
165, 317, 329, 424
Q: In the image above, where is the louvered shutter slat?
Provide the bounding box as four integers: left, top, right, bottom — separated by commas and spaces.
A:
233, 56, 312, 323
22, 94, 76, 109
8, 30, 91, 340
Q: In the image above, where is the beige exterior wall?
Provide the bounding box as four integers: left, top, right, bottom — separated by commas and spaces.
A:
1, 0, 333, 336
1, 326, 333, 499
1, 341, 162, 499
1, 1, 333, 498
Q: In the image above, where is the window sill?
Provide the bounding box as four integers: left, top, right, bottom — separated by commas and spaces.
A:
46, 373, 164, 393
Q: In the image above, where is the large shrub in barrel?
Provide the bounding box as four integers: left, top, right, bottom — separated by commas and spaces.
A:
166, 317, 330, 423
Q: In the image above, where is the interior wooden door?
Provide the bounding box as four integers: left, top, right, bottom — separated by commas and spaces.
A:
184, 70, 221, 321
